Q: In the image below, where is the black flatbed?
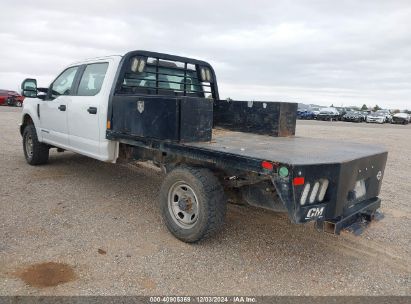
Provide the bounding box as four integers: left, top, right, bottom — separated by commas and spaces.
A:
180, 129, 387, 166
110, 127, 387, 174
112, 127, 387, 169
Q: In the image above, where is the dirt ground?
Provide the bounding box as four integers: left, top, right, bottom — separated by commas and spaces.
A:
0, 107, 409, 295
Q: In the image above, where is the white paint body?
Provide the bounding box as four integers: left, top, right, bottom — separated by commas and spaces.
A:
20, 55, 122, 162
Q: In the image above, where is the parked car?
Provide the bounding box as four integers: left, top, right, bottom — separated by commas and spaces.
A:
310, 107, 321, 119
366, 110, 392, 124
0, 90, 10, 105
0, 90, 25, 107
391, 113, 410, 125
317, 107, 340, 121
334, 107, 349, 120
366, 112, 385, 124
19, 50, 388, 242
378, 110, 392, 123
343, 111, 365, 122
297, 109, 315, 120
361, 110, 371, 120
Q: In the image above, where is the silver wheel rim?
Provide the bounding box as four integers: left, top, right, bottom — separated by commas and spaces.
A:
168, 181, 199, 229
25, 134, 33, 158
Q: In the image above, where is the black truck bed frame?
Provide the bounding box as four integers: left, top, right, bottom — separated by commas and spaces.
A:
108, 128, 387, 174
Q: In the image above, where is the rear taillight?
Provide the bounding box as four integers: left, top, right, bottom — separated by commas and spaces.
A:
299, 178, 329, 205
317, 179, 329, 202
300, 183, 311, 205
293, 177, 305, 186
309, 181, 320, 204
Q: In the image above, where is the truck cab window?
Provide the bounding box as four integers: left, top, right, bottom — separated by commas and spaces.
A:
50, 66, 79, 98
77, 63, 109, 96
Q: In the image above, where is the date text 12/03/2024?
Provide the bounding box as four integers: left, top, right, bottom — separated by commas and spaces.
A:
149, 296, 257, 303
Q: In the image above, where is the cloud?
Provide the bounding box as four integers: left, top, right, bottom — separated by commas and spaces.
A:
0, 0, 410, 109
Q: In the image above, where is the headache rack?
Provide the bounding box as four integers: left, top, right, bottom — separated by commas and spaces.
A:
114, 51, 219, 99
107, 50, 219, 143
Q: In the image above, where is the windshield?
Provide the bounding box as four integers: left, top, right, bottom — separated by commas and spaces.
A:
376, 110, 389, 115
320, 108, 336, 114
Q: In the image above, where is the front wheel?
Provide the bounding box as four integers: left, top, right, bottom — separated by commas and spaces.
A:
16, 101, 22, 107
23, 124, 49, 165
160, 166, 226, 242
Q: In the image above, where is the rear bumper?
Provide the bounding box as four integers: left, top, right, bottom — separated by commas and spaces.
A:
317, 115, 335, 120
391, 118, 408, 124
315, 197, 382, 235
367, 118, 385, 123
270, 149, 387, 231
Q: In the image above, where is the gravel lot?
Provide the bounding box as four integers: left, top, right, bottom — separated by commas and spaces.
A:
0, 106, 410, 296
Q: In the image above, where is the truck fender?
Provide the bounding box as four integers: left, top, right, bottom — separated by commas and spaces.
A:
20, 101, 42, 141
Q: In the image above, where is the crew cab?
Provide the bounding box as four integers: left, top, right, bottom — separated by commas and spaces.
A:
19, 50, 387, 242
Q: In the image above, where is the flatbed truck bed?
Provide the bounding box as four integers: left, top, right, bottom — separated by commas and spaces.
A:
191, 128, 386, 166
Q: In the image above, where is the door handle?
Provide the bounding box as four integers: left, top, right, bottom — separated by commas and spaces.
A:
87, 107, 97, 114
58, 105, 66, 111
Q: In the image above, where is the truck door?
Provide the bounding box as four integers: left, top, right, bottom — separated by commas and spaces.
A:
67, 62, 109, 158
40, 66, 79, 147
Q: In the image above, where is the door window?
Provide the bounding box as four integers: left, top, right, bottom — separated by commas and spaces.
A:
77, 63, 109, 96
50, 66, 79, 98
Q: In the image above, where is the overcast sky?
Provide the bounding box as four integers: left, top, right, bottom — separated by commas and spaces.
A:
1, 0, 410, 109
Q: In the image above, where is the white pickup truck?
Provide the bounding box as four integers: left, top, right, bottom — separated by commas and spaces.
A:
20, 50, 387, 242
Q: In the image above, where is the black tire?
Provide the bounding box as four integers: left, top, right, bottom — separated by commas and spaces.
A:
23, 124, 49, 165
16, 101, 22, 107
160, 166, 226, 243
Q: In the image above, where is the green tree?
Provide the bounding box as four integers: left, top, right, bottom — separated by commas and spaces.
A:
361, 104, 368, 110
373, 105, 382, 111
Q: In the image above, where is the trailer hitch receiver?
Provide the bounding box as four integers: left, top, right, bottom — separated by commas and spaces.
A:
316, 198, 383, 235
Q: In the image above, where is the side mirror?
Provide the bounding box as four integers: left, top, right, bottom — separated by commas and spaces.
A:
21, 78, 38, 98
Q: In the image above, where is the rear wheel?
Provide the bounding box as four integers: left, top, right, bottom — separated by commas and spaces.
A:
160, 166, 226, 242
23, 124, 49, 165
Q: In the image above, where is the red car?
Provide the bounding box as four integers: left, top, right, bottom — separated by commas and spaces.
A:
0, 90, 25, 107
